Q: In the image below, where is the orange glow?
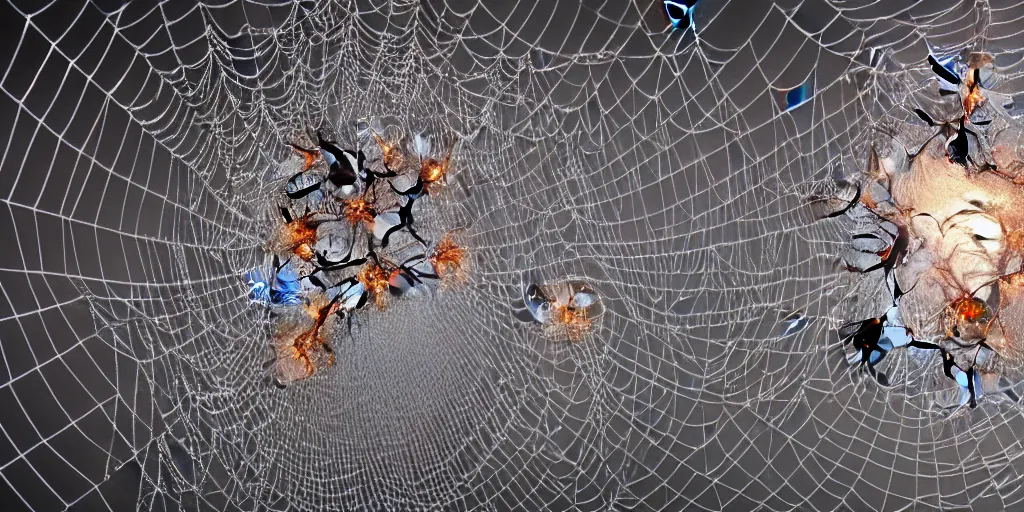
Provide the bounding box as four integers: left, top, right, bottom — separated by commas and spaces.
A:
344, 198, 376, 225
421, 159, 446, 184
419, 142, 454, 192
954, 296, 988, 323
374, 133, 405, 170
290, 330, 316, 378
963, 70, 985, 117
295, 243, 314, 261
294, 147, 318, 171
430, 234, 466, 280
876, 245, 893, 260
287, 295, 339, 378
945, 294, 993, 339
280, 217, 317, 256
357, 263, 390, 310
550, 302, 592, 342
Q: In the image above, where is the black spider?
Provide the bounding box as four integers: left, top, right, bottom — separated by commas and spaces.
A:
317, 135, 361, 190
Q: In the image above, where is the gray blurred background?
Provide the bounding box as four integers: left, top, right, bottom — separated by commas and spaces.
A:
1, 0, 1024, 510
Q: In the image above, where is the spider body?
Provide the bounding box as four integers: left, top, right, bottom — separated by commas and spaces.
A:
522, 279, 602, 341
429, 234, 466, 281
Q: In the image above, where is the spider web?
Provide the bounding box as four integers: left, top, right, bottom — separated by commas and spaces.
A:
2, 0, 1024, 510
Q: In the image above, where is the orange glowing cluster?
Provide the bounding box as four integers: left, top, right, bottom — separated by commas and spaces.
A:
550, 302, 592, 342
419, 148, 454, 193
429, 234, 466, 280
421, 158, 447, 184
357, 263, 390, 310
344, 198, 376, 225
294, 147, 319, 171
944, 294, 994, 339
373, 133, 405, 170
963, 70, 985, 118
283, 296, 338, 380
953, 296, 987, 323
280, 217, 318, 261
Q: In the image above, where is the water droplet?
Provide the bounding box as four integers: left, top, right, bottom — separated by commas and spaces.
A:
777, 311, 808, 338
524, 283, 552, 324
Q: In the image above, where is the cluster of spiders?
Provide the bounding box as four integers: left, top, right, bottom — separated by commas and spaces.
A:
520, 279, 603, 342
246, 122, 468, 387
821, 52, 1024, 408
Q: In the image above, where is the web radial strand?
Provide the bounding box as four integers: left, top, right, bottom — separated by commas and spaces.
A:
3, 0, 1024, 511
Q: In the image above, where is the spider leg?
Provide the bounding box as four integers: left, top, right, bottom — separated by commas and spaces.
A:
380, 198, 424, 248
929, 54, 961, 85
380, 222, 405, 249
390, 176, 425, 198
966, 367, 978, 407
307, 274, 327, 290
914, 108, 936, 126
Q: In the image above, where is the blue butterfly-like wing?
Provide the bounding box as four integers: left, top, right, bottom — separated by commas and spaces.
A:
664, 1, 698, 31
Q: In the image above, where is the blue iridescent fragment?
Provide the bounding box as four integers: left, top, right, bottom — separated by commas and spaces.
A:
785, 79, 813, 111
778, 311, 807, 338
246, 263, 303, 306
664, 0, 698, 31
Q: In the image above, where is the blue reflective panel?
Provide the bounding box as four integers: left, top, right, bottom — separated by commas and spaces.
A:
785, 79, 813, 111
959, 386, 972, 406
882, 326, 911, 348
868, 350, 883, 365
246, 269, 271, 304
934, 54, 960, 82
274, 264, 302, 297
925, 50, 963, 93
245, 262, 303, 306
339, 280, 367, 312
571, 292, 598, 309
884, 306, 902, 326
955, 369, 969, 389
320, 148, 338, 167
